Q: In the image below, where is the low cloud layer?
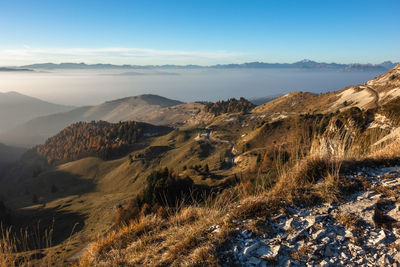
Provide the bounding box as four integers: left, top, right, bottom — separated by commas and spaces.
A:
0, 47, 247, 66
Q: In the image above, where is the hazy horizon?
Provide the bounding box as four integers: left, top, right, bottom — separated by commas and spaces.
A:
0, 68, 385, 106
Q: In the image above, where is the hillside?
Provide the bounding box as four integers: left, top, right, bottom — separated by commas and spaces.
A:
33, 121, 172, 165
253, 63, 400, 115
0, 121, 235, 262
204, 98, 255, 116
0, 94, 198, 147
68, 65, 400, 266
0, 143, 26, 174
70, 64, 400, 266
0, 91, 74, 133
0, 143, 26, 163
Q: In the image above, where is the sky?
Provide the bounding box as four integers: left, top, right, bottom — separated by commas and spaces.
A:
0, 0, 399, 65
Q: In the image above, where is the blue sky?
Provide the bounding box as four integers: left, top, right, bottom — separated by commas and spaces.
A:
0, 0, 399, 65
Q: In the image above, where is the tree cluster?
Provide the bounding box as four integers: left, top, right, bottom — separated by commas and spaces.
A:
115, 167, 195, 225
35, 121, 150, 164
204, 97, 255, 116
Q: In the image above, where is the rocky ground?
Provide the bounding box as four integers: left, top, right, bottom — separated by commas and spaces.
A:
219, 166, 400, 266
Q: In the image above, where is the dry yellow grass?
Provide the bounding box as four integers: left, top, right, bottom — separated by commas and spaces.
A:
290, 244, 313, 261
1, 148, 379, 267
0, 225, 62, 267
369, 140, 400, 161
268, 155, 342, 206
78, 198, 235, 266
335, 212, 362, 231
76, 143, 362, 266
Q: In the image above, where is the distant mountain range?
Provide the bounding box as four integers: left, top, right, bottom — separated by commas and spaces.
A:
17, 60, 398, 71
0, 91, 74, 133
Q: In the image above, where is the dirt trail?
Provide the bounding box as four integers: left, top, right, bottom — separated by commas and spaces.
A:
207, 131, 235, 173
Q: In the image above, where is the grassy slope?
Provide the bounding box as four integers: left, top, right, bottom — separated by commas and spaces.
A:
252, 91, 339, 114
76, 109, 400, 267
0, 127, 235, 262
2, 103, 398, 264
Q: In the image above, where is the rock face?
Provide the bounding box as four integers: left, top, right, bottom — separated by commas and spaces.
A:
219, 166, 400, 266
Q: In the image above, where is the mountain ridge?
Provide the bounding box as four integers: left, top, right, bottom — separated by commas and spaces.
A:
0, 94, 198, 147
0, 91, 75, 133
18, 60, 398, 71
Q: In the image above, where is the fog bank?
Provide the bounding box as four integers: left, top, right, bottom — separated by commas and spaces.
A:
0, 68, 385, 106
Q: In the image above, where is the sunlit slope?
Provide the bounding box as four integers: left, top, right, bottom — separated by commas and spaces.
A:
0, 126, 233, 252
253, 63, 400, 115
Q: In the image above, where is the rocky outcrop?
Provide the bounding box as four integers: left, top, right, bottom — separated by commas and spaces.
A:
220, 166, 400, 266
